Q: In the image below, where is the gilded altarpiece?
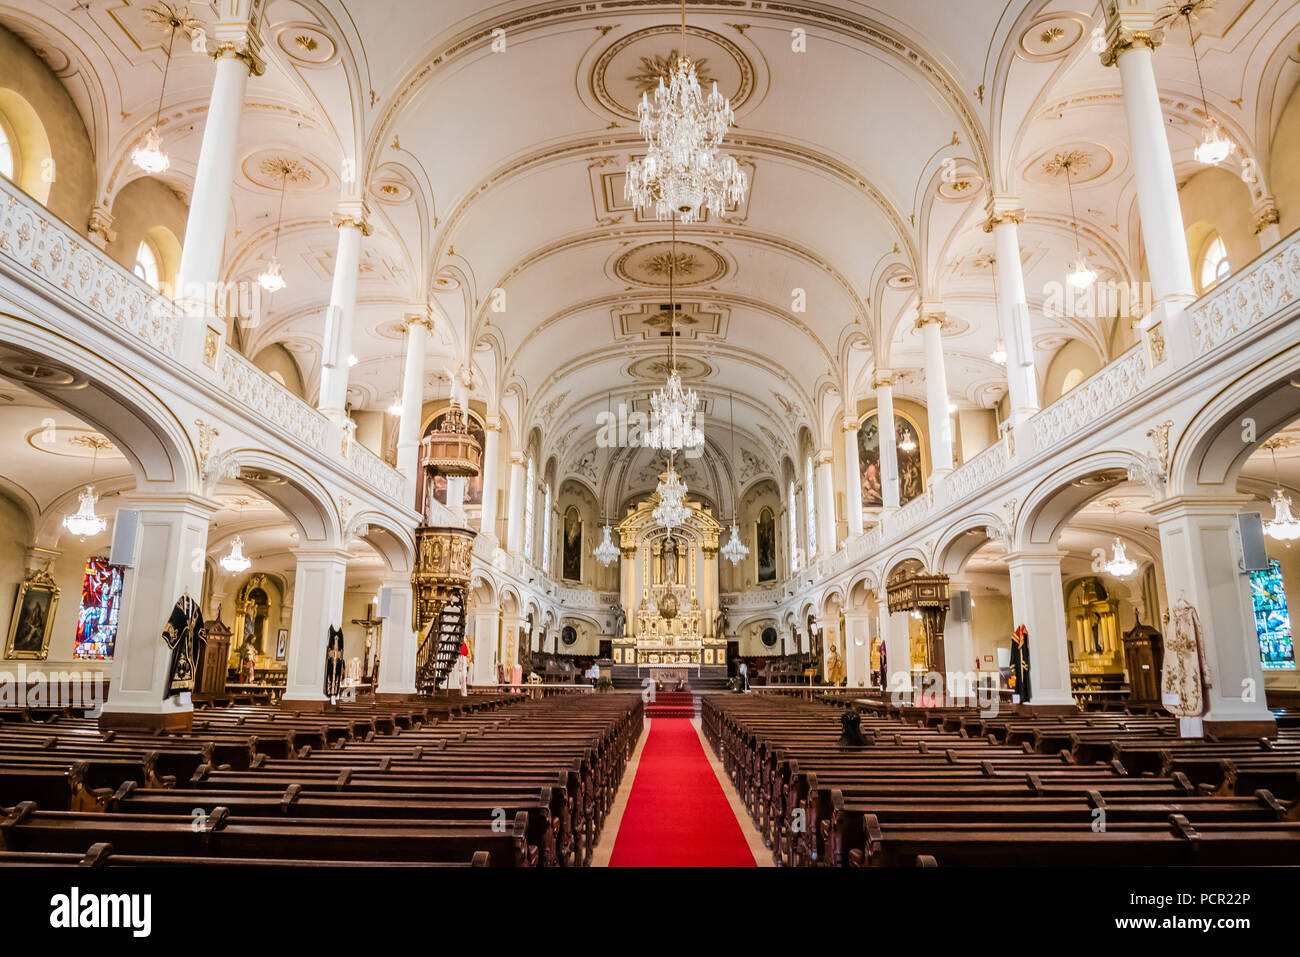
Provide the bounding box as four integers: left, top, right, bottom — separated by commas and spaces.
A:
612, 493, 724, 672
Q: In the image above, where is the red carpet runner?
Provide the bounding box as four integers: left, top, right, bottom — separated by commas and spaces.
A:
608, 718, 756, 867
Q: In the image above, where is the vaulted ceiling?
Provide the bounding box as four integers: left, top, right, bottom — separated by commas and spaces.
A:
6, 0, 1300, 500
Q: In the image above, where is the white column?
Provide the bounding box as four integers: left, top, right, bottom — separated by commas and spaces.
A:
1005, 550, 1076, 707
842, 416, 863, 536
175, 42, 262, 316
470, 607, 500, 686
843, 613, 870, 687
918, 304, 953, 475
1148, 495, 1275, 733
282, 546, 349, 705
945, 581, 977, 703
394, 310, 430, 496
1102, 13, 1196, 359
880, 603, 912, 694
986, 199, 1039, 425
876, 374, 901, 511
505, 454, 526, 554
318, 203, 371, 418
100, 494, 214, 730
479, 419, 502, 540
500, 615, 526, 679
814, 452, 837, 552
376, 581, 416, 697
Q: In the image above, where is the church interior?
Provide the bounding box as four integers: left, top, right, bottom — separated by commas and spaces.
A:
1, 0, 1300, 893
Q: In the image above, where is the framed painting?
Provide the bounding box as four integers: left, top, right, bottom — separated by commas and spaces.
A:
276, 628, 288, 661
5, 570, 60, 660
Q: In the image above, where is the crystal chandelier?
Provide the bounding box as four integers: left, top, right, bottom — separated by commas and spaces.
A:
1052, 153, 1097, 289
131, 7, 191, 175
898, 429, 917, 453
990, 339, 1008, 365
653, 459, 691, 532
1263, 445, 1300, 543
258, 161, 292, 292
645, 222, 704, 453
1265, 489, 1300, 543
624, 0, 747, 223
720, 392, 748, 564
1103, 538, 1138, 577
721, 524, 748, 564
63, 486, 107, 540
594, 524, 620, 566
220, 535, 252, 573
1161, 2, 1236, 166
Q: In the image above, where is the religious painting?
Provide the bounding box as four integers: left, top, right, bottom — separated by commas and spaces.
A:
276, 629, 288, 661
74, 557, 124, 660
756, 507, 776, 583
856, 412, 924, 513
562, 506, 583, 582
5, 570, 59, 660
418, 409, 486, 509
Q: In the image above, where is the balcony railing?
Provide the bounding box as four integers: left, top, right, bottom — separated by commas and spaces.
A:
0, 177, 409, 509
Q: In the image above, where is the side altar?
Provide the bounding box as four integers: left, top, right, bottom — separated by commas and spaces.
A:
611, 489, 727, 673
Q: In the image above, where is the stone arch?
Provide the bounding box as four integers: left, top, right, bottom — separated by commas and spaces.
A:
1170, 346, 1300, 496
348, 510, 416, 575
223, 449, 341, 547
883, 548, 929, 583
934, 510, 1005, 576
1014, 451, 1147, 550
0, 323, 197, 493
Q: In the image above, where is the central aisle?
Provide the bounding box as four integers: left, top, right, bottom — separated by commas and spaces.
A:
607, 718, 757, 867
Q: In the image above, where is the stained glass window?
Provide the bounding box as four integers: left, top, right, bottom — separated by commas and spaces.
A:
1250, 559, 1296, 670
75, 556, 124, 660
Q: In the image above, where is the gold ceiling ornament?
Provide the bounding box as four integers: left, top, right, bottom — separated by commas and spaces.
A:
1040, 26, 1066, 45
645, 250, 699, 277
66, 432, 115, 452
1042, 149, 1093, 178
257, 157, 313, 185
294, 35, 319, 52
629, 50, 716, 92
1154, 0, 1217, 30
142, 2, 204, 41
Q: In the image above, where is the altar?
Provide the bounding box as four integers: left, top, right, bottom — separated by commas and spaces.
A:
610, 486, 728, 670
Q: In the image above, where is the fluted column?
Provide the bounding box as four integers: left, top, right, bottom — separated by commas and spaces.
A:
478, 418, 502, 539
985, 198, 1039, 425
395, 307, 431, 500
1101, 8, 1196, 360
175, 33, 264, 318
875, 374, 901, 511
918, 303, 953, 476
505, 453, 526, 554
814, 451, 837, 552
841, 416, 863, 536
318, 201, 371, 418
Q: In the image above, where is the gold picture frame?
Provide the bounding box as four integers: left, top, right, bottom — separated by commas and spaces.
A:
5, 570, 60, 660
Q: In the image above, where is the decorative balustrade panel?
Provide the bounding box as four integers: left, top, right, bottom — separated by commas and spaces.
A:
1030, 344, 1149, 451
0, 184, 181, 357
1191, 236, 1300, 355
893, 495, 930, 535
946, 439, 1008, 503
219, 349, 329, 453
349, 440, 406, 504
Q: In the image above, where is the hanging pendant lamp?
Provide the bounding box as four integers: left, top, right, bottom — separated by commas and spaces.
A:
721, 392, 749, 565
131, 7, 190, 174
258, 162, 292, 292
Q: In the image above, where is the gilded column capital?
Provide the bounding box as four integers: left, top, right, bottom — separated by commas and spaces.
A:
873, 369, 894, 390
1099, 7, 1163, 68
403, 305, 434, 332
982, 195, 1025, 233
1252, 203, 1280, 235
210, 35, 266, 75
916, 301, 946, 328
331, 204, 373, 236
842, 415, 859, 433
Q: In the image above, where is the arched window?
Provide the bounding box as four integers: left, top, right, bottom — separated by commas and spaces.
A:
523, 456, 536, 560
1060, 368, 1086, 395
804, 456, 817, 559
1199, 234, 1231, 291
132, 239, 161, 291
0, 115, 14, 180
788, 480, 800, 573
540, 482, 552, 574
